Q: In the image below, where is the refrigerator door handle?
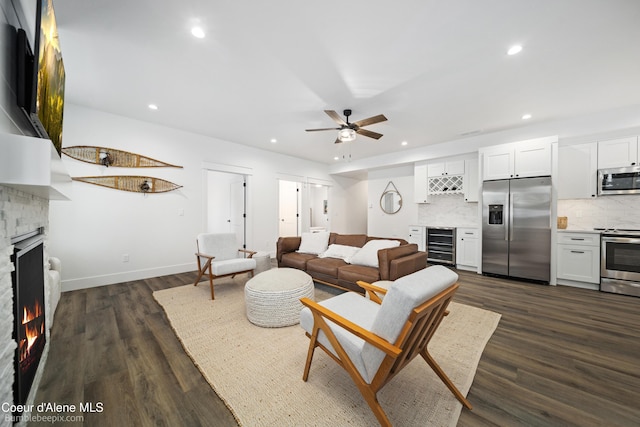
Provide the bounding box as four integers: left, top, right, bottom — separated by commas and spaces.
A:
508, 193, 513, 241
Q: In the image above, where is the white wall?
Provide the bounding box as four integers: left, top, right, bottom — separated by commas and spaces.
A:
50, 104, 366, 290
367, 165, 418, 239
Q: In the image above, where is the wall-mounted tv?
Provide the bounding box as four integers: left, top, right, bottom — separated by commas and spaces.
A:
16, 0, 66, 156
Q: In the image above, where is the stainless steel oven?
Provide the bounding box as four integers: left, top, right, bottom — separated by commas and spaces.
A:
601, 230, 640, 297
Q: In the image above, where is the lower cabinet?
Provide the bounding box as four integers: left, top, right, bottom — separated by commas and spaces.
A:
556, 231, 600, 289
456, 228, 478, 271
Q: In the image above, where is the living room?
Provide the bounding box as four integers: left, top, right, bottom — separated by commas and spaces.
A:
2, 0, 640, 426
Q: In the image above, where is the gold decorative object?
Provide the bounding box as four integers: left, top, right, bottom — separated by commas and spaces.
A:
62, 146, 182, 168
557, 216, 568, 229
72, 176, 182, 193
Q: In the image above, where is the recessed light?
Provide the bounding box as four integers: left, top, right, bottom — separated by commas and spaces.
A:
401, 141, 408, 146
333, 156, 339, 161
148, 104, 158, 110
522, 113, 532, 120
191, 27, 205, 38
270, 138, 277, 143
507, 45, 523, 55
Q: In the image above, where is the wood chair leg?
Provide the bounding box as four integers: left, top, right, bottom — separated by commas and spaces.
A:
302, 331, 318, 381
421, 349, 472, 409
359, 388, 392, 427
208, 265, 215, 300
194, 258, 206, 286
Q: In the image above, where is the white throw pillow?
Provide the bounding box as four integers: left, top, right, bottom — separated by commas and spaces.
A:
297, 231, 330, 255
318, 244, 361, 262
349, 239, 400, 268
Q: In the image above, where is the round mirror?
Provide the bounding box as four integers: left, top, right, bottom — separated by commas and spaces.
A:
380, 190, 402, 214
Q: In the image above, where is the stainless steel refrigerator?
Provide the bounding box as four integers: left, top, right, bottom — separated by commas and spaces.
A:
482, 176, 551, 282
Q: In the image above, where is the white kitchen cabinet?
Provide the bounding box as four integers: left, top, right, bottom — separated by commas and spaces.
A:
481, 138, 552, 180
597, 136, 639, 168
408, 225, 425, 252
456, 228, 478, 271
558, 143, 598, 199
556, 231, 600, 289
464, 158, 479, 202
427, 160, 465, 177
414, 163, 429, 203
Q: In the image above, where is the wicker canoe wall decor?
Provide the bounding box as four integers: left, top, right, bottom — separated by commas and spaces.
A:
72, 176, 183, 193
62, 146, 183, 168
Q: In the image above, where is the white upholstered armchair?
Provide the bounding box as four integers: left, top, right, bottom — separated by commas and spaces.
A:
194, 233, 257, 300
299, 265, 471, 426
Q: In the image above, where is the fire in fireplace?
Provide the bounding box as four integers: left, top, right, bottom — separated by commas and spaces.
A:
11, 228, 47, 409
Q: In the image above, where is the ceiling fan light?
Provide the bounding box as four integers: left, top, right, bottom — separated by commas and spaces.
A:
338, 128, 356, 142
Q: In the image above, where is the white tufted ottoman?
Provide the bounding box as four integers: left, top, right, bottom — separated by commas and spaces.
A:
245, 268, 315, 327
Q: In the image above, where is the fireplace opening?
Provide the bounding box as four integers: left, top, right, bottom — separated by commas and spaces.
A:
11, 228, 47, 410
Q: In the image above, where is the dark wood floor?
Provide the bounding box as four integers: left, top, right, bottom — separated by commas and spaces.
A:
29, 268, 640, 426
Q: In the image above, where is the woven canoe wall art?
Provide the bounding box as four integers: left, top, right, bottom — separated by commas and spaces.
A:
62, 146, 183, 168
63, 146, 183, 193
72, 176, 182, 193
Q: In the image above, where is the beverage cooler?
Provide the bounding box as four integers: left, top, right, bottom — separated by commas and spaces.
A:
426, 227, 456, 265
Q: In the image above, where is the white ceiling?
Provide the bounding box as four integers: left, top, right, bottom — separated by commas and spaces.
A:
52, 0, 640, 165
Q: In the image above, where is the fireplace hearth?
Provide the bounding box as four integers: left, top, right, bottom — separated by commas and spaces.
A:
11, 228, 47, 409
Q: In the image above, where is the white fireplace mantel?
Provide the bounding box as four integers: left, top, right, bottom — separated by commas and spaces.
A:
0, 133, 72, 200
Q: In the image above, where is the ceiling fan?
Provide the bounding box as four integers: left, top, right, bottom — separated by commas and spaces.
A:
306, 109, 388, 143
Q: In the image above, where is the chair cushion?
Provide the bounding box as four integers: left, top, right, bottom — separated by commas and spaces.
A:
361, 265, 459, 379
337, 264, 380, 285
306, 257, 347, 277
197, 233, 240, 261
280, 252, 316, 270
300, 292, 381, 383
211, 258, 256, 276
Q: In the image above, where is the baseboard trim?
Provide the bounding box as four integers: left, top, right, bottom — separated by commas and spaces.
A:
61, 263, 194, 291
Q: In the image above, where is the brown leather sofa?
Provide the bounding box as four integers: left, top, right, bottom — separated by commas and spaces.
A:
276, 233, 427, 293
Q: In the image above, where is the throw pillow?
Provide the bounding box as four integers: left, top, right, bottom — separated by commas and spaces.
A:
349, 239, 400, 268
297, 231, 330, 255
318, 244, 361, 262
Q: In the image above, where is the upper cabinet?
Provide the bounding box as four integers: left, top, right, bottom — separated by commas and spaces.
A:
558, 143, 597, 199
464, 158, 479, 202
597, 136, 639, 168
427, 160, 465, 177
481, 138, 552, 181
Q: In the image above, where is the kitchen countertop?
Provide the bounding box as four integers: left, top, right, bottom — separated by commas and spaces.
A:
557, 229, 601, 234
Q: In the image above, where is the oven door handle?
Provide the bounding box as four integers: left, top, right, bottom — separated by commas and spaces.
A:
602, 236, 640, 244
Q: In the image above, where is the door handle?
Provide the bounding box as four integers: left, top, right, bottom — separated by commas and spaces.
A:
508, 193, 513, 241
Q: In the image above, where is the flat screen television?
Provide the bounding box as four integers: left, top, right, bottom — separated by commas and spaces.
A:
16, 0, 66, 156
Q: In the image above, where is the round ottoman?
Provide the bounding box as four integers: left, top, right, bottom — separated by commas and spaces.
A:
244, 268, 314, 327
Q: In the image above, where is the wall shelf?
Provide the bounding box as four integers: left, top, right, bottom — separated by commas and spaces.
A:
0, 133, 72, 200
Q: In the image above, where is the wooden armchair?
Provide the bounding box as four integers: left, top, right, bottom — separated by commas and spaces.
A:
194, 233, 257, 300
299, 265, 471, 426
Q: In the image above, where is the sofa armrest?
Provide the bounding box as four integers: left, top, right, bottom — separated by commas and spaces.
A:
276, 236, 302, 264
378, 244, 426, 280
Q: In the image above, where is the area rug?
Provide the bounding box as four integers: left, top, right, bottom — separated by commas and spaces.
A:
153, 278, 501, 427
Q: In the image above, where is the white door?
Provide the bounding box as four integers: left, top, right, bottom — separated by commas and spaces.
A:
229, 179, 246, 248
279, 180, 300, 237
207, 170, 246, 246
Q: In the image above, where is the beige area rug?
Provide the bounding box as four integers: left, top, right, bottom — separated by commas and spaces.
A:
153, 278, 501, 427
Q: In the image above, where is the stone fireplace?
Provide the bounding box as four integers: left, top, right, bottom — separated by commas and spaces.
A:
0, 185, 50, 420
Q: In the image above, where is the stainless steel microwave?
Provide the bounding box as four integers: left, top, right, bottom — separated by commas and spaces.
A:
598, 166, 640, 195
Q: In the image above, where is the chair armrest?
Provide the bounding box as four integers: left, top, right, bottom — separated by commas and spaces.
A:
195, 252, 215, 260
300, 298, 401, 357
356, 281, 387, 304
239, 249, 257, 258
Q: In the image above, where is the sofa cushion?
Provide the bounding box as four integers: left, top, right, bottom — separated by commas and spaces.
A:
349, 239, 400, 268
338, 264, 380, 284
306, 257, 347, 277
298, 231, 330, 255
280, 252, 317, 270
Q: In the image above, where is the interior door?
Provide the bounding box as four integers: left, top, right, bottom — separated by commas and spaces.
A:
207, 170, 246, 246
229, 179, 246, 248
279, 180, 300, 237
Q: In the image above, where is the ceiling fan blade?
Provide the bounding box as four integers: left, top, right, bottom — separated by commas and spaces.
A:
353, 114, 387, 127
306, 127, 341, 132
324, 110, 348, 126
356, 128, 383, 140
334, 137, 342, 144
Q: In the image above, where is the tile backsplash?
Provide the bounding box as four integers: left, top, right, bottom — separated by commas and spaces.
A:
417, 194, 479, 227
558, 195, 640, 230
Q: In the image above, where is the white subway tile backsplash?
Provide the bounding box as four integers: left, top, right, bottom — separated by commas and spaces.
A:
417, 194, 479, 228
558, 195, 640, 230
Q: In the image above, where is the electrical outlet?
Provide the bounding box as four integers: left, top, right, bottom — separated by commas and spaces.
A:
123, 254, 129, 262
